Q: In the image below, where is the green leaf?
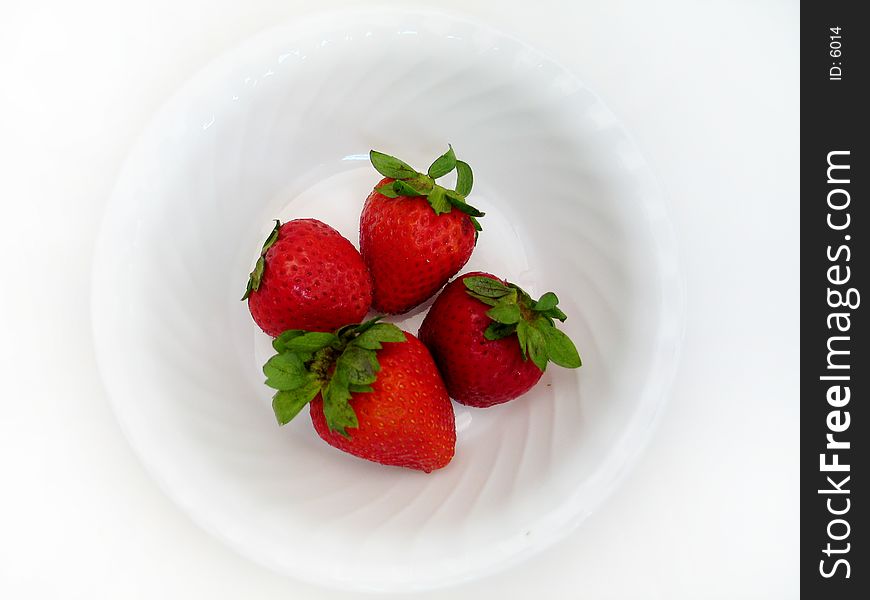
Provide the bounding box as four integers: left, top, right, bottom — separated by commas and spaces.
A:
469, 216, 483, 232
348, 384, 374, 394
471, 286, 516, 309
272, 379, 321, 425
448, 200, 485, 218
322, 372, 358, 437
336, 323, 363, 339
337, 317, 383, 339
515, 286, 535, 308
354, 323, 406, 349
272, 330, 306, 352
261, 220, 281, 253
516, 319, 530, 360
428, 145, 457, 179
284, 332, 338, 352
242, 220, 281, 300
463, 276, 511, 298
427, 186, 451, 215
444, 190, 485, 218
544, 306, 568, 322
242, 257, 265, 300
375, 183, 399, 198
391, 179, 427, 197
337, 345, 378, 385
385, 175, 435, 198
467, 291, 499, 307
352, 335, 382, 350
540, 324, 582, 368
406, 175, 435, 194
370, 150, 417, 179
455, 160, 473, 196
366, 349, 381, 374
486, 303, 521, 324
524, 324, 549, 372
352, 334, 383, 350
263, 352, 308, 390
533, 292, 559, 312
484, 322, 517, 340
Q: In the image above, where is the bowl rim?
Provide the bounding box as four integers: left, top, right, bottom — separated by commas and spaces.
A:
90, 6, 686, 592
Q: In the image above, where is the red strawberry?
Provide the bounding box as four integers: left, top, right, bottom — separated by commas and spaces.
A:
243, 219, 372, 336
419, 272, 581, 407
263, 319, 455, 472
360, 147, 484, 314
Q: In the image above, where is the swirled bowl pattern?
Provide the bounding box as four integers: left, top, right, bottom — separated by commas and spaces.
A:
92, 10, 684, 593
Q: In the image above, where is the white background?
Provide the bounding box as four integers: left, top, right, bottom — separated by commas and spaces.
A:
0, 1, 798, 598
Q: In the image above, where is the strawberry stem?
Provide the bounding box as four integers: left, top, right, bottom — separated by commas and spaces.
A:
369, 147, 485, 225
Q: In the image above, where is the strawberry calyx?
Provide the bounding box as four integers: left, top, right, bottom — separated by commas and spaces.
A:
369, 146, 484, 232
463, 276, 582, 372
242, 220, 281, 300
263, 317, 407, 437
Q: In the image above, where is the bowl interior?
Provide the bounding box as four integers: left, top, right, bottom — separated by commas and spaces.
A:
92, 10, 682, 592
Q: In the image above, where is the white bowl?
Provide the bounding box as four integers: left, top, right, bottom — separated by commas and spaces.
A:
92, 9, 683, 593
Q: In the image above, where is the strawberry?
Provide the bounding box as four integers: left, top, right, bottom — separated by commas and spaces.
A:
243, 219, 372, 336
419, 272, 582, 407
262, 319, 455, 472
359, 147, 484, 314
